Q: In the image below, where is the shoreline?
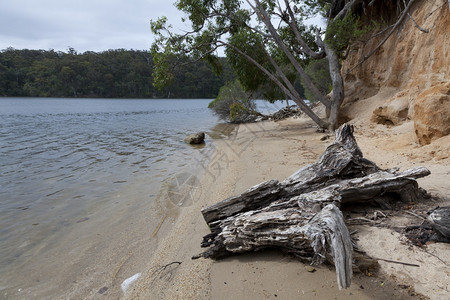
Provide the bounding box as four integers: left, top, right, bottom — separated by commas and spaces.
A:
126, 113, 449, 299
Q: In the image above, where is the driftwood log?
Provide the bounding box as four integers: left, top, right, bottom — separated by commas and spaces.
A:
271, 105, 301, 121
194, 124, 430, 289
428, 206, 450, 239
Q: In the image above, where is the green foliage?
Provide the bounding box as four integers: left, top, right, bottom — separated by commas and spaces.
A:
325, 13, 370, 58
151, 0, 302, 104
0, 48, 234, 98
277, 23, 319, 67
225, 27, 308, 103
226, 28, 269, 92
150, 0, 367, 130
229, 102, 249, 122
208, 80, 255, 121
150, 45, 174, 90
303, 58, 332, 102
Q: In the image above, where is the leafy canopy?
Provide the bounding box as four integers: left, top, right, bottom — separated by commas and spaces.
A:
150, 0, 326, 97
150, 0, 370, 129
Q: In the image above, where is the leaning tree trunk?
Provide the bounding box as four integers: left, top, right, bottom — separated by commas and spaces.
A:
318, 38, 345, 131
193, 124, 430, 290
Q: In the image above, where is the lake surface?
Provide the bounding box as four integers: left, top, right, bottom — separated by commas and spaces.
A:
0, 98, 218, 212
0, 98, 228, 298
0, 98, 284, 298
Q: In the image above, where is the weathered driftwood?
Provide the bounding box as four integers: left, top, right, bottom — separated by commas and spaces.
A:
428, 206, 450, 238
271, 105, 301, 121
201, 124, 381, 224
194, 124, 430, 290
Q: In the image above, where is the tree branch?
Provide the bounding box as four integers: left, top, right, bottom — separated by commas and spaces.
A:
249, 0, 331, 108
222, 42, 291, 98
284, 0, 326, 59
333, 0, 360, 20
407, 12, 429, 33
262, 45, 329, 127
223, 41, 328, 128
402, 0, 429, 32
346, 0, 417, 74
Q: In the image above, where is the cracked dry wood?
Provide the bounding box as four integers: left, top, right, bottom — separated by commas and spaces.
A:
194, 124, 430, 290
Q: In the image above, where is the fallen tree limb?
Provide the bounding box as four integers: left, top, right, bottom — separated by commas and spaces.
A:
194, 124, 430, 290
374, 257, 420, 267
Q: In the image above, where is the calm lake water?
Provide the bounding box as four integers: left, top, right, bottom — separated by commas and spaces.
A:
0, 98, 284, 298
0, 98, 228, 297
0, 98, 218, 210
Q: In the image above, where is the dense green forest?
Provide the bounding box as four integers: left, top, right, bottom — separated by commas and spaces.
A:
0, 48, 235, 98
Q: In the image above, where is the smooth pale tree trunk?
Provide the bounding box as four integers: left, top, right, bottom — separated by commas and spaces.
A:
322, 41, 345, 131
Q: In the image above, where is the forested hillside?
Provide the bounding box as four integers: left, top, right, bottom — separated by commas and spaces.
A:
0, 48, 235, 98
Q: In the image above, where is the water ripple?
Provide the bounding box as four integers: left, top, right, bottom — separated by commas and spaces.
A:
0, 98, 220, 280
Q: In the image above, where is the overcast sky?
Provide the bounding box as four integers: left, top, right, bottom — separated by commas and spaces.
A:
0, 0, 188, 53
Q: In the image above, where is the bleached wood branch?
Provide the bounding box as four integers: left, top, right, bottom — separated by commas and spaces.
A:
194, 124, 431, 290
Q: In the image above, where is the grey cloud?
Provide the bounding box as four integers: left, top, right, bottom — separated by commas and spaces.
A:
0, 0, 187, 52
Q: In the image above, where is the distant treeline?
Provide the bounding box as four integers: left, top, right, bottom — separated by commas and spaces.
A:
0, 48, 235, 98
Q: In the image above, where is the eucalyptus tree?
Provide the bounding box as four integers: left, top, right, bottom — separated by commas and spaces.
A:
151, 0, 363, 130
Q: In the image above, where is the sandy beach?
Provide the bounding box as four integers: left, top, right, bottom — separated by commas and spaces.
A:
124, 98, 450, 300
